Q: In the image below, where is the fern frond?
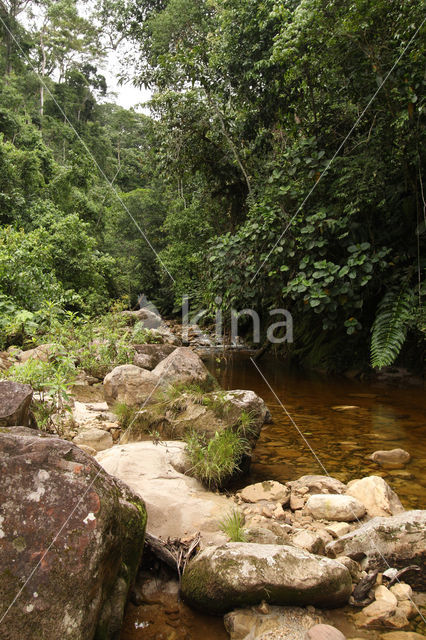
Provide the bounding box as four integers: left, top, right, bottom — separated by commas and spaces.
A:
370, 288, 414, 369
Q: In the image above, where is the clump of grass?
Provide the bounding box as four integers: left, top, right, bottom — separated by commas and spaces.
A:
234, 410, 257, 437
219, 508, 247, 542
112, 402, 139, 430
185, 428, 251, 490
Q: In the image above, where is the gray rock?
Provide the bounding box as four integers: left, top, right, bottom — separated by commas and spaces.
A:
327, 510, 426, 590
289, 475, 346, 511
181, 542, 352, 614
0, 429, 146, 640
133, 344, 176, 370
152, 346, 213, 387
291, 530, 325, 555
103, 364, 160, 407
119, 387, 269, 452
290, 475, 346, 495
120, 308, 162, 328
0, 380, 33, 427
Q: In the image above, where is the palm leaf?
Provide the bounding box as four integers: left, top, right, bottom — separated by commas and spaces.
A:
370, 288, 413, 369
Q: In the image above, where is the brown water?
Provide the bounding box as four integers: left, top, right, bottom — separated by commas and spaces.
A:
121, 353, 426, 640
213, 352, 426, 509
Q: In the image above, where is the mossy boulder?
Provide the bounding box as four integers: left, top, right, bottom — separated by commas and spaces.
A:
181, 543, 352, 614
0, 427, 146, 640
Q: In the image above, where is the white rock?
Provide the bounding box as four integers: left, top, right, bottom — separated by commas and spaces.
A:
390, 583, 413, 602
375, 585, 398, 608
96, 441, 229, 544
346, 476, 404, 517
305, 494, 366, 522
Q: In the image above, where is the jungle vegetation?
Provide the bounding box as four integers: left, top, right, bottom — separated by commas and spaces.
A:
0, 0, 424, 371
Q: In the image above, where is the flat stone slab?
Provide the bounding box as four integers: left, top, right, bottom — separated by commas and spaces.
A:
96, 441, 230, 544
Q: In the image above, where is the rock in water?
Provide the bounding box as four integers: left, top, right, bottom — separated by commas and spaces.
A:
152, 346, 213, 387
346, 476, 404, 517
327, 511, 426, 590
103, 364, 160, 406
305, 494, 366, 521
0, 380, 33, 427
181, 543, 352, 614
0, 428, 146, 640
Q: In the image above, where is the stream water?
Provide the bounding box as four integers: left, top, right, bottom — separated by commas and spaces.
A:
121, 352, 426, 640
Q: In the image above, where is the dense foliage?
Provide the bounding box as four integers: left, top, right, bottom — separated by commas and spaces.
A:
0, 0, 424, 371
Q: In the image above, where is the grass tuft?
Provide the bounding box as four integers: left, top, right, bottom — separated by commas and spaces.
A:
219, 508, 247, 542
185, 427, 251, 490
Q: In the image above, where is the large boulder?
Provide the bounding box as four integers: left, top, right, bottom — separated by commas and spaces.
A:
96, 441, 230, 544
327, 510, 426, 590
0, 428, 146, 640
152, 347, 213, 387
133, 344, 176, 370
181, 543, 352, 614
346, 476, 404, 517
0, 380, 33, 427
305, 494, 366, 522
103, 364, 160, 407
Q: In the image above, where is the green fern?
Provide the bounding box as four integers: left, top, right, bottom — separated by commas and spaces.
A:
370, 288, 413, 369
